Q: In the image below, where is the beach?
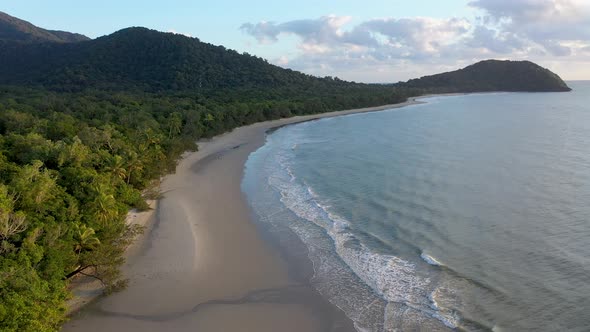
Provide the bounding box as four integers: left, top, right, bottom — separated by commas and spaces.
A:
63, 99, 421, 332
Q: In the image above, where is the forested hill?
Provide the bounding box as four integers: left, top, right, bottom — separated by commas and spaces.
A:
0, 11, 90, 43
399, 60, 571, 93
0, 27, 377, 93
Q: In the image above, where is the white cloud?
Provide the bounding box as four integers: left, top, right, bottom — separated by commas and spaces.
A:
469, 0, 590, 56
361, 17, 470, 54
240, 15, 373, 50
241, 16, 472, 61
241, 1, 590, 82
276, 55, 289, 65
167, 29, 192, 37
466, 26, 525, 54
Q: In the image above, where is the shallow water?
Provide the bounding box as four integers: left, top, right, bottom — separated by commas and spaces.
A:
242, 82, 590, 331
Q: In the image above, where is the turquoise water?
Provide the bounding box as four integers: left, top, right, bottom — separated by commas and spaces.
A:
242, 82, 590, 331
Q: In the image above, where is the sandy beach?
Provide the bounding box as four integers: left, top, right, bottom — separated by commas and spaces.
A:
62, 98, 422, 332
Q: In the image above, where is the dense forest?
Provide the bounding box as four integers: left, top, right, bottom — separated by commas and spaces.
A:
0, 13, 571, 332
0, 86, 409, 332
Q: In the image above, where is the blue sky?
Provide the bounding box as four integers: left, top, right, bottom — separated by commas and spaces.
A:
4, 0, 590, 82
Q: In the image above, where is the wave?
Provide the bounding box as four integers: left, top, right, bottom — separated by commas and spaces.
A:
265, 147, 459, 329
421, 252, 444, 266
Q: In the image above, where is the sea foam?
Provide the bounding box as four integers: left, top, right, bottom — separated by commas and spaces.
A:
421, 252, 443, 266
265, 144, 458, 329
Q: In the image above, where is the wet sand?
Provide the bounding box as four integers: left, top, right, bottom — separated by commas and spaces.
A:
62, 99, 422, 332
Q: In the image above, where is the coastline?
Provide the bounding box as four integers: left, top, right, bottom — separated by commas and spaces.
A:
66, 200, 158, 315
63, 97, 424, 331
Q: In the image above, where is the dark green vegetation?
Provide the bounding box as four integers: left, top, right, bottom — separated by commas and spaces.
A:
401, 59, 571, 93
0, 13, 571, 332
0, 11, 89, 44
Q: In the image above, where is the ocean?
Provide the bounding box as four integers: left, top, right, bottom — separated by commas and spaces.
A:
242, 82, 590, 331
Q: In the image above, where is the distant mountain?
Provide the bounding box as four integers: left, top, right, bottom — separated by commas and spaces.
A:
400, 60, 571, 92
0, 11, 90, 43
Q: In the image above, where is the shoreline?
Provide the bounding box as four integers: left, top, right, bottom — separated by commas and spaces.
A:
66, 200, 159, 315
63, 97, 428, 331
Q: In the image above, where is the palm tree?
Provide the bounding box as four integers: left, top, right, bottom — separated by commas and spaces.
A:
125, 151, 143, 185
91, 183, 118, 226
167, 112, 183, 138
66, 223, 101, 280
72, 223, 100, 254
105, 155, 127, 182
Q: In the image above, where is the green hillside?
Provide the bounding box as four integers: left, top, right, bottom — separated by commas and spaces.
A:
0, 11, 89, 43
401, 59, 571, 93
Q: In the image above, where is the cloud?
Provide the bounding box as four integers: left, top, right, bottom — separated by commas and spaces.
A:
360, 17, 470, 57
468, 0, 589, 23
241, 15, 478, 80
469, 0, 590, 55
168, 29, 192, 37
240, 15, 375, 52
241, 16, 349, 45
466, 26, 525, 54
241, 1, 590, 81
241, 16, 471, 60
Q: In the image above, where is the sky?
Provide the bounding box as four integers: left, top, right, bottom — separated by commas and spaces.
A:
4, 0, 590, 82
